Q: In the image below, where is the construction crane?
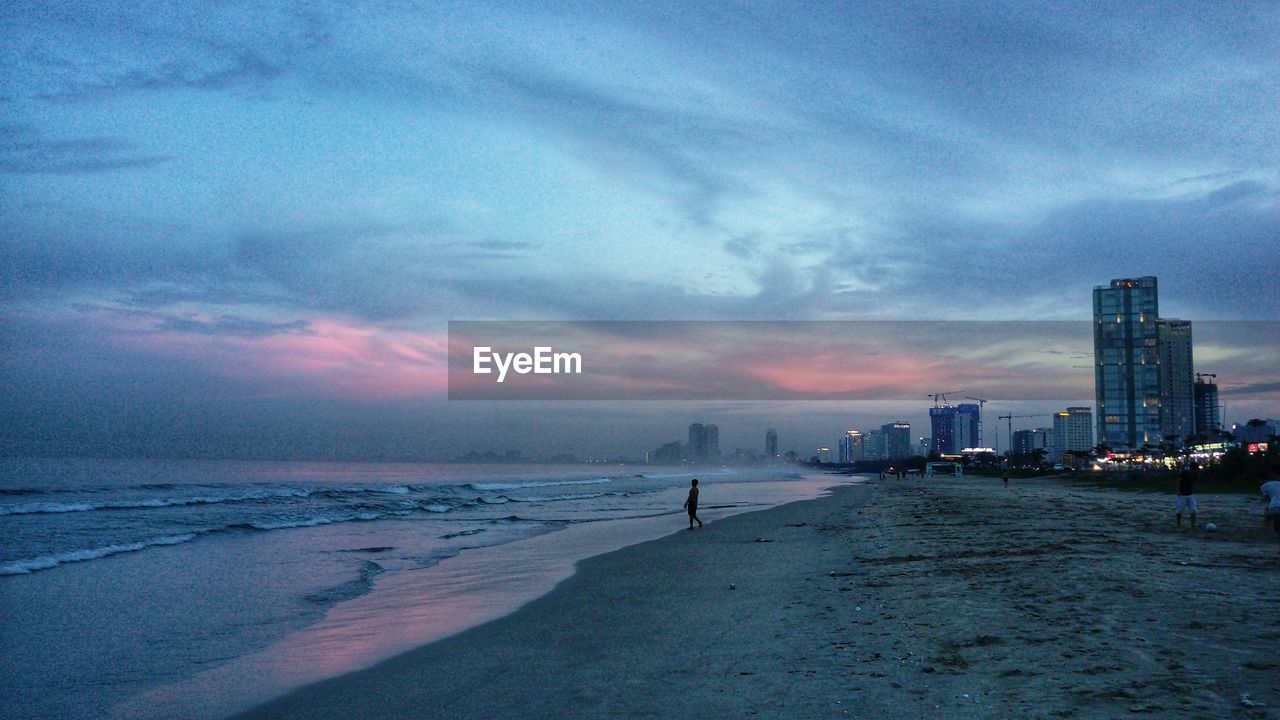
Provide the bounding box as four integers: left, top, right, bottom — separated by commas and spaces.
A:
963, 396, 990, 451
927, 390, 964, 407
997, 413, 1053, 458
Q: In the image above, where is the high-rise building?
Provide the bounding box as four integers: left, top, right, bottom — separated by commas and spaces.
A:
862, 430, 884, 462
687, 423, 719, 462
1157, 319, 1194, 442
930, 404, 980, 455
882, 422, 911, 460
1094, 277, 1161, 450
1193, 376, 1220, 436
840, 430, 863, 464
1012, 428, 1049, 457
765, 429, 778, 459
688, 423, 705, 460
1052, 407, 1093, 461
705, 424, 720, 459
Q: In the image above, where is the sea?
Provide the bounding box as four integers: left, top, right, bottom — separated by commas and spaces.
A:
0, 457, 849, 720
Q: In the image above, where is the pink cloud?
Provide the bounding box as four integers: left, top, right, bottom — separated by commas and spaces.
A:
125, 315, 449, 400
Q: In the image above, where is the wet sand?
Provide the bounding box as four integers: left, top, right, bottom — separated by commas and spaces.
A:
234, 477, 1279, 719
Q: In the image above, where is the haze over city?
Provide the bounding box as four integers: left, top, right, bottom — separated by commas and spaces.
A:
3, 1, 1277, 460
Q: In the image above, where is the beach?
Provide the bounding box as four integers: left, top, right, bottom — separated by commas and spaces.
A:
236, 476, 1280, 720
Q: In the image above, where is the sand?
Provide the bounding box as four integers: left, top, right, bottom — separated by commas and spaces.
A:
233, 476, 1280, 720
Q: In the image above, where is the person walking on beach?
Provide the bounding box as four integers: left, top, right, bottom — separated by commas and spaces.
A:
684, 478, 703, 529
1260, 465, 1280, 537
1175, 463, 1199, 529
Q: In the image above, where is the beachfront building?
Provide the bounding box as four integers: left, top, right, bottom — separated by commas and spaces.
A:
1193, 376, 1220, 436
652, 441, 683, 464
930, 404, 980, 455
1051, 407, 1093, 462
1012, 428, 1049, 457
840, 430, 864, 464
1157, 319, 1195, 442
1094, 277, 1162, 450
687, 423, 720, 463
882, 422, 912, 460
862, 430, 884, 462
765, 428, 778, 460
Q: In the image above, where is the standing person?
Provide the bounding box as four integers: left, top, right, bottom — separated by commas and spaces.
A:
1002, 471, 1009, 488
1260, 465, 1280, 537
683, 478, 703, 529
1175, 463, 1199, 529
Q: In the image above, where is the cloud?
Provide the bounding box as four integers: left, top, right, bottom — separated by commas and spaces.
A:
0, 124, 172, 174
153, 314, 312, 338
36, 51, 283, 102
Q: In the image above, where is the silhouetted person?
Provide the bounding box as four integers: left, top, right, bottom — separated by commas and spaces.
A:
1002, 471, 1009, 488
1175, 464, 1199, 528
684, 478, 703, 529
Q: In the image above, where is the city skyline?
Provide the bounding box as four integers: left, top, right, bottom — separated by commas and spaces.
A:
3, 2, 1278, 461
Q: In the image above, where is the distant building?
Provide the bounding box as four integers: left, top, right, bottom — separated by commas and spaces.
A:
1157, 319, 1194, 442
882, 422, 911, 461
765, 428, 778, 459
817, 447, 832, 464
930, 404, 980, 455
840, 430, 863, 464
1094, 277, 1162, 449
652, 441, 683, 464
1052, 407, 1093, 461
1012, 428, 1049, 457
687, 423, 718, 462
1193, 375, 1220, 436
688, 423, 706, 461
862, 430, 884, 462
918, 437, 931, 456
1233, 420, 1278, 445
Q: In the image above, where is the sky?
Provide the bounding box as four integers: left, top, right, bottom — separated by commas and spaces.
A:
2, 1, 1278, 460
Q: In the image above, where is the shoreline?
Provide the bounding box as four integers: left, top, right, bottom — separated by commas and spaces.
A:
233, 476, 1279, 719
107, 473, 849, 720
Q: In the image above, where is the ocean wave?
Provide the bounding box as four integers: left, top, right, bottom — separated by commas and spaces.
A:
305, 560, 384, 605
0, 534, 199, 575
0, 488, 315, 516
234, 512, 381, 531
468, 478, 611, 492
507, 492, 606, 503
439, 528, 486, 539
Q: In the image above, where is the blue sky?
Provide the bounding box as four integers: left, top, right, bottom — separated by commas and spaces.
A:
2, 1, 1277, 459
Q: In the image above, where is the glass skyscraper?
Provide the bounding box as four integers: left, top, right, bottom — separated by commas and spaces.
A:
1093, 277, 1162, 450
